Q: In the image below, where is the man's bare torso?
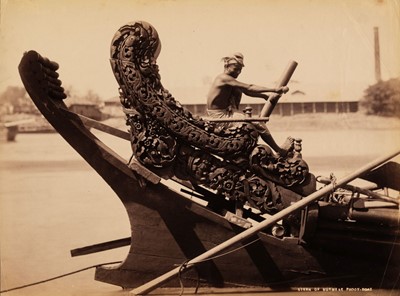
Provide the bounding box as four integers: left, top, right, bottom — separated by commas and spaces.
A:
207, 73, 242, 110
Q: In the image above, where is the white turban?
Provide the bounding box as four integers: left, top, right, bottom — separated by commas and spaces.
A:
222, 52, 245, 67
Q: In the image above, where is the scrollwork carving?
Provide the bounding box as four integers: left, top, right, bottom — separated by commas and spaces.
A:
110, 21, 312, 214
174, 145, 280, 212
127, 113, 177, 168
110, 21, 259, 159
250, 145, 309, 187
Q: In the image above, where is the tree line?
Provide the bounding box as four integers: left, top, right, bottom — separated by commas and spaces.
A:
0, 86, 103, 115
1, 78, 399, 118
360, 78, 400, 118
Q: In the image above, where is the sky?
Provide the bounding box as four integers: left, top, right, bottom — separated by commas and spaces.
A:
0, 0, 399, 104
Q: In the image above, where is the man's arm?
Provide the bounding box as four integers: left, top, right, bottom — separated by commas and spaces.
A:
221, 75, 288, 96
245, 84, 289, 95
242, 89, 269, 99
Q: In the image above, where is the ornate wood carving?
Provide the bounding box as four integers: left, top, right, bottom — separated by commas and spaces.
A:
110, 21, 312, 213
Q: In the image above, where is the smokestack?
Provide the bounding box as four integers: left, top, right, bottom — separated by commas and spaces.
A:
374, 27, 382, 82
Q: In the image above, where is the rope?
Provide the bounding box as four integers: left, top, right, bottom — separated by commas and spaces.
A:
1, 238, 260, 294
0, 261, 122, 294
176, 237, 261, 295
329, 172, 337, 193
178, 260, 191, 296
177, 261, 200, 296
194, 237, 261, 264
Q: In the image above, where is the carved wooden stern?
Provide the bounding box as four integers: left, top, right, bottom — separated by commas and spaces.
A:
17, 45, 316, 291
18, 21, 399, 292
109, 21, 315, 215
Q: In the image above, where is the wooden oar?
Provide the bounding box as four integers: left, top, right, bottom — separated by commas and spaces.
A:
259, 60, 298, 117
130, 148, 400, 295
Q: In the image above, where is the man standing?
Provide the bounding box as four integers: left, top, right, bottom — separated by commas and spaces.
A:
207, 53, 292, 156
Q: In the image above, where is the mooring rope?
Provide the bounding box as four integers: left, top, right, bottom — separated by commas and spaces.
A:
1, 237, 261, 294
0, 261, 122, 294
177, 237, 261, 295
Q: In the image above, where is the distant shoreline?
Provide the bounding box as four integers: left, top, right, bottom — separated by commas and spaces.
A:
102, 112, 400, 132
264, 113, 400, 131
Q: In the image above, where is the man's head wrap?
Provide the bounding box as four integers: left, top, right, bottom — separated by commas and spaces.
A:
222, 52, 245, 67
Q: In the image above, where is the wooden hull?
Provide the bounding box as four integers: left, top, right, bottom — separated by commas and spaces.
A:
94, 186, 399, 289
19, 51, 400, 291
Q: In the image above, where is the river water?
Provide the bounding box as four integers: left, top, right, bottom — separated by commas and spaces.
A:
0, 128, 399, 296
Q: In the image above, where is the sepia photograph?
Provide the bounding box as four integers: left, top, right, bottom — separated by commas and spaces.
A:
1, 0, 399, 295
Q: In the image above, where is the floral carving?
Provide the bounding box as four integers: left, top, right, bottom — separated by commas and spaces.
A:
110, 21, 311, 214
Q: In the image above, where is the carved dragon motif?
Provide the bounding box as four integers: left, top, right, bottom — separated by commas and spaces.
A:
110, 21, 312, 213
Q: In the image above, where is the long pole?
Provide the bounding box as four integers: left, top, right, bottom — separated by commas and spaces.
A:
374, 27, 382, 82
259, 60, 298, 117
130, 149, 400, 295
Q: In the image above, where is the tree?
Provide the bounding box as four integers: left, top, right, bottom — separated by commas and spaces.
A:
0, 86, 28, 105
63, 86, 102, 103
360, 78, 400, 117
0, 86, 37, 113
83, 89, 102, 103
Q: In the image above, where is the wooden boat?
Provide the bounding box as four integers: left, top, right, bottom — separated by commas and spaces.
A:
0, 124, 18, 142
0, 118, 34, 141
18, 21, 400, 294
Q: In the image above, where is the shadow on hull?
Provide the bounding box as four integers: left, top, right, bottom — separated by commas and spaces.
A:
19, 50, 399, 292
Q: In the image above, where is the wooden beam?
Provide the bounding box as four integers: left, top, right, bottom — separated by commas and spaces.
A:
61, 109, 130, 140
70, 237, 131, 257
207, 117, 269, 123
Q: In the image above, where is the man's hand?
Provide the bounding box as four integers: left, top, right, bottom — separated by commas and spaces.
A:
268, 94, 279, 104
276, 86, 289, 94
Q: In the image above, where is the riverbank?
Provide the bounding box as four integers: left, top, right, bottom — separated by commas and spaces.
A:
102, 112, 400, 131
267, 112, 400, 131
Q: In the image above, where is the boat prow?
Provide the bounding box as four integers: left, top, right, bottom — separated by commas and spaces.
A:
19, 46, 400, 292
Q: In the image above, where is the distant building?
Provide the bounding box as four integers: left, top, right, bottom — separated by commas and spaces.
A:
103, 96, 121, 107
100, 82, 364, 117
183, 101, 359, 117
103, 96, 125, 117
182, 81, 363, 116
69, 103, 109, 121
